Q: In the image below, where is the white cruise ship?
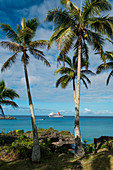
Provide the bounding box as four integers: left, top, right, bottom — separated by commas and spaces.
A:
49, 112, 63, 118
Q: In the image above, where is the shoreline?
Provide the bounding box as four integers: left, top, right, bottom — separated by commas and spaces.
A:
0, 116, 16, 120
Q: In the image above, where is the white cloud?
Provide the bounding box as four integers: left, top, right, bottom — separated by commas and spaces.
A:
83, 108, 113, 116
21, 76, 41, 85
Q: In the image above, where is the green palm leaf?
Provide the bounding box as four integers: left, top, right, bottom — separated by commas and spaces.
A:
1, 100, 18, 107
0, 41, 23, 52
106, 70, 113, 85
29, 49, 50, 67
0, 23, 22, 43
1, 53, 18, 72
82, 0, 112, 20
26, 18, 40, 32
56, 75, 71, 88
29, 40, 49, 48
88, 16, 113, 36
97, 62, 113, 73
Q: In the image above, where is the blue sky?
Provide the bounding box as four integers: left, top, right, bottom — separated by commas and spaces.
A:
0, 0, 113, 116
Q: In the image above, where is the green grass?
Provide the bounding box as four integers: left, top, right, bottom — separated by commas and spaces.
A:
0, 149, 113, 170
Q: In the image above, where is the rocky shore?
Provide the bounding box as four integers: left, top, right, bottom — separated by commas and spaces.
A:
0, 116, 16, 120
25, 127, 75, 147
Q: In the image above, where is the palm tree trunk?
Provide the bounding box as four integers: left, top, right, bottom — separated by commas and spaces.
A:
73, 78, 76, 105
74, 34, 85, 157
0, 105, 5, 118
23, 55, 40, 162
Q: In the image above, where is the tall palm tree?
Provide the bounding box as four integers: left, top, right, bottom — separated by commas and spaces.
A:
0, 18, 50, 162
0, 80, 19, 118
45, 0, 113, 157
97, 38, 113, 85
55, 54, 94, 156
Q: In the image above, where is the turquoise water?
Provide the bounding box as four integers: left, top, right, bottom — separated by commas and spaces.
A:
0, 116, 113, 143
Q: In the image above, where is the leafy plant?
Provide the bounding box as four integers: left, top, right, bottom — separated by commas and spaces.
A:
84, 140, 95, 154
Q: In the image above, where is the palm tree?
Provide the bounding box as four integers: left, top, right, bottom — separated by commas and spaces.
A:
45, 0, 113, 157
0, 80, 19, 118
0, 18, 50, 162
97, 38, 113, 85
55, 54, 94, 156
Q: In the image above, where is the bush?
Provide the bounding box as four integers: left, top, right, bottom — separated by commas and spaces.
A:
84, 140, 95, 154
15, 129, 24, 135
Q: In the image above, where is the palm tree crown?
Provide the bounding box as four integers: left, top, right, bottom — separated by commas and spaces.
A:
0, 80, 19, 117
55, 54, 94, 89
45, 0, 113, 65
0, 17, 50, 71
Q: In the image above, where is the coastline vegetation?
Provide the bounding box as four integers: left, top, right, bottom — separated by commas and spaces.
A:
0, 128, 113, 170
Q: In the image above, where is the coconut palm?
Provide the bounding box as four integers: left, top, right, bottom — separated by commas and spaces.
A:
55, 54, 94, 95
0, 80, 19, 118
97, 38, 113, 85
55, 54, 94, 156
45, 0, 113, 157
0, 18, 50, 162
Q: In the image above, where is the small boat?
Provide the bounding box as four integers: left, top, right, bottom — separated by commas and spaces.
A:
49, 112, 63, 118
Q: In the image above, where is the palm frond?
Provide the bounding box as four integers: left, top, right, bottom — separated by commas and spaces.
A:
57, 55, 72, 68
81, 77, 88, 89
82, 41, 89, 70
29, 49, 50, 67
82, 0, 112, 20
0, 23, 22, 43
48, 28, 67, 49
87, 30, 104, 52
56, 75, 71, 88
106, 51, 113, 61
0, 80, 5, 94
1, 100, 19, 107
96, 62, 113, 73
1, 53, 18, 72
0, 41, 23, 52
106, 37, 113, 44
60, 0, 80, 20
29, 40, 49, 48
57, 27, 75, 51
81, 74, 91, 85
45, 8, 75, 30
81, 70, 95, 75
26, 18, 40, 32
2, 89, 19, 100
106, 70, 113, 85
21, 53, 30, 65
88, 16, 113, 36
55, 67, 73, 75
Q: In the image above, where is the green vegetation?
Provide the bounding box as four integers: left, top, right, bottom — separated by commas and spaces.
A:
0, 129, 113, 169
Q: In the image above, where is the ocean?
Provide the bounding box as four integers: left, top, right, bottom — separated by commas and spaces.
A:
0, 116, 113, 144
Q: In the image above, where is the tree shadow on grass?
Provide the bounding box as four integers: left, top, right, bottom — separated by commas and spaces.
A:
90, 151, 111, 170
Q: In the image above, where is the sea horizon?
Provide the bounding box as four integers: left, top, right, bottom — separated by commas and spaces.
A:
1, 115, 113, 143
